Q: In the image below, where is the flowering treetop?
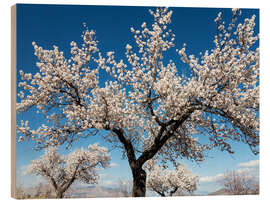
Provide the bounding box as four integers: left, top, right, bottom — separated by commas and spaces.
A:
145, 158, 198, 196
27, 143, 110, 198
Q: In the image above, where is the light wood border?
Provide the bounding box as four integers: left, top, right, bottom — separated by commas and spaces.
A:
11, 4, 17, 199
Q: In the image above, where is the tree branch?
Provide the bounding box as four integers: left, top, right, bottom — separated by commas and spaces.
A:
111, 128, 137, 169
137, 108, 194, 167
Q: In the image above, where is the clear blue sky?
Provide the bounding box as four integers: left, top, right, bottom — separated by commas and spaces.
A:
16, 4, 259, 195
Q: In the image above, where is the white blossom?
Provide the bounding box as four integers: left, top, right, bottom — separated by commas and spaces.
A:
27, 144, 110, 198
126, 44, 132, 51
145, 159, 198, 196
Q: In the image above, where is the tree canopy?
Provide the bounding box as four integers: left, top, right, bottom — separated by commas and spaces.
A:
145, 158, 198, 196
27, 143, 110, 198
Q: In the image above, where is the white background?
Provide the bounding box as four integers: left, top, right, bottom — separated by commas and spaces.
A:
1, 0, 269, 202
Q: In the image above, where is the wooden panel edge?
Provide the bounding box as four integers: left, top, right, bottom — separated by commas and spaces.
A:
11, 4, 17, 199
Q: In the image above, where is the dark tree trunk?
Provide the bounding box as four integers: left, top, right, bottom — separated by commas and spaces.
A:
156, 190, 166, 197
131, 167, 147, 197
111, 116, 193, 198
112, 127, 146, 197
56, 190, 63, 198
160, 193, 166, 197
169, 187, 178, 196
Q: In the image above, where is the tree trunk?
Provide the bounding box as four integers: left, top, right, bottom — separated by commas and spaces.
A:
131, 167, 147, 197
56, 190, 63, 198
157, 191, 166, 197
169, 187, 178, 196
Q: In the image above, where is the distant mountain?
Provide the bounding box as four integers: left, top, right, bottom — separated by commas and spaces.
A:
21, 184, 234, 198
86, 185, 95, 189
67, 185, 129, 198
194, 190, 211, 196
209, 188, 231, 195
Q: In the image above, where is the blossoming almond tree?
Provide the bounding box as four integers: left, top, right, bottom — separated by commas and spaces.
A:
27, 144, 110, 198
145, 159, 198, 196
17, 7, 259, 197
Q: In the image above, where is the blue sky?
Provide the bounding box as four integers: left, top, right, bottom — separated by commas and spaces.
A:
16, 4, 259, 195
